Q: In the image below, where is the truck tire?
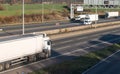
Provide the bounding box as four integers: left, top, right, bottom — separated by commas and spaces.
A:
36, 53, 42, 60
5, 62, 10, 70
33, 55, 37, 62
44, 50, 51, 58
27, 55, 37, 62
0, 63, 4, 71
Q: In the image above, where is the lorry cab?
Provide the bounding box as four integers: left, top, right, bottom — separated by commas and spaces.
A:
43, 36, 52, 58
83, 17, 92, 25
83, 14, 98, 25
83, 19, 92, 25
44, 37, 51, 51
33, 32, 51, 51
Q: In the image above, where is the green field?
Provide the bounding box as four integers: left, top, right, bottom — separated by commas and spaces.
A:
30, 44, 120, 74
0, 4, 120, 24
0, 4, 120, 17
0, 4, 66, 16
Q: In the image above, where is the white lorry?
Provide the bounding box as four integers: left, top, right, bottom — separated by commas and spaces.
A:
74, 15, 86, 20
105, 12, 119, 18
83, 14, 99, 25
0, 33, 51, 71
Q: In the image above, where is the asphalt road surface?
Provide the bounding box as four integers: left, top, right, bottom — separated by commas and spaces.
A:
0, 18, 119, 37
82, 50, 120, 74
1, 26, 120, 74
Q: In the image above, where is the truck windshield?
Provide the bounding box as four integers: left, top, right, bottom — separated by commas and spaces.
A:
47, 41, 51, 45
85, 18, 89, 20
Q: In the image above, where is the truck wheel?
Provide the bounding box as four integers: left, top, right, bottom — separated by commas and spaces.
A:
33, 55, 37, 62
0, 64, 4, 71
5, 62, 10, 69
44, 50, 51, 58
27, 56, 32, 63
27, 55, 37, 62
36, 54, 42, 60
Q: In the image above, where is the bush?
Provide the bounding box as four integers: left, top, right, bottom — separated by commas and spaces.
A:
0, 12, 68, 25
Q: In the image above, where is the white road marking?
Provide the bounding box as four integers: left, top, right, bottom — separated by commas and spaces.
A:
1, 34, 120, 74
1, 29, 120, 74
52, 29, 120, 46
55, 39, 113, 50
82, 49, 120, 74
56, 46, 71, 50
52, 40, 73, 46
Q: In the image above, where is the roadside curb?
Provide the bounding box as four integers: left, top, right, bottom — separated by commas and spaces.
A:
50, 24, 120, 40
38, 21, 120, 35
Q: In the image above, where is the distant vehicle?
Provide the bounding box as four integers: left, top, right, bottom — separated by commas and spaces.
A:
0, 33, 51, 71
105, 12, 119, 18
74, 15, 86, 21
83, 14, 98, 25
84, 0, 120, 7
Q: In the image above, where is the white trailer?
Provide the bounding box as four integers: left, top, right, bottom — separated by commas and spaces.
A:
84, 0, 120, 6
0, 33, 51, 71
83, 14, 98, 24
74, 15, 86, 20
105, 12, 119, 18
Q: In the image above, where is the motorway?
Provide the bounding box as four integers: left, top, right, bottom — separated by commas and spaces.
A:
0, 18, 119, 37
1, 24, 120, 74
82, 49, 120, 74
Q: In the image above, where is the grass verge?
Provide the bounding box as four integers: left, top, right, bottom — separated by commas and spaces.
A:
29, 44, 120, 74
0, 4, 68, 25
0, 4, 66, 16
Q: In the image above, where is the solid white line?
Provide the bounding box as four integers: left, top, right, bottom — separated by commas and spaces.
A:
82, 49, 120, 74
56, 46, 70, 50
55, 39, 111, 50
52, 29, 120, 46
1, 30, 120, 74
52, 40, 73, 46
56, 41, 87, 50
3, 23, 78, 34
1, 35, 120, 74
95, 39, 113, 45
